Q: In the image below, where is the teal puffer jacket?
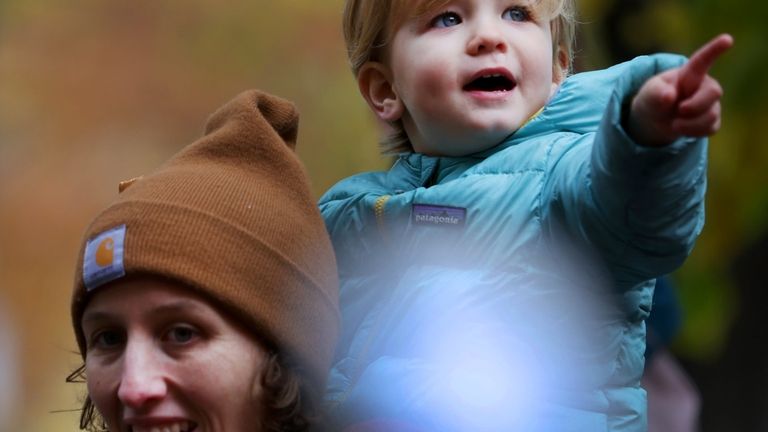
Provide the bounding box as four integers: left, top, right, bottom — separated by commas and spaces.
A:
320, 54, 705, 432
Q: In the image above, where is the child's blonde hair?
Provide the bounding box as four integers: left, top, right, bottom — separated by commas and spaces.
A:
343, 0, 576, 154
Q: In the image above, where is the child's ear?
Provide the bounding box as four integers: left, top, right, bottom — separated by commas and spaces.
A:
357, 62, 404, 122
550, 47, 570, 96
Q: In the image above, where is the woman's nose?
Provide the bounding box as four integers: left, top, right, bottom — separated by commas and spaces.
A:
466, 22, 508, 56
116, 340, 168, 409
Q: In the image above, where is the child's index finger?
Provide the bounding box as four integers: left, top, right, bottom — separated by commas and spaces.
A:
678, 33, 734, 98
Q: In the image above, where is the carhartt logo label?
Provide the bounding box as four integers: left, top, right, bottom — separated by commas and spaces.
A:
83, 225, 126, 291
95, 238, 114, 267
412, 204, 466, 228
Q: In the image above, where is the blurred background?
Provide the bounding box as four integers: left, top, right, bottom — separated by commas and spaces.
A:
0, 0, 766, 431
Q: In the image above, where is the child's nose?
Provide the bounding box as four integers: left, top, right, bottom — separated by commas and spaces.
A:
116, 340, 168, 409
466, 22, 508, 56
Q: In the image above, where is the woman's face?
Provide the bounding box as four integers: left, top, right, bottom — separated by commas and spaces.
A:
81, 277, 268, 432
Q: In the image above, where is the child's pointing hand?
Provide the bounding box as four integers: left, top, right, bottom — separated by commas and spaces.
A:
627, 34, 734, 147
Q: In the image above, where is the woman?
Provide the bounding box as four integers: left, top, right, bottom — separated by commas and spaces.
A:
68, 90, 339, 431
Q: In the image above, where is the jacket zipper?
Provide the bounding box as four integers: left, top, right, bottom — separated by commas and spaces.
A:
374, 194, 391, 235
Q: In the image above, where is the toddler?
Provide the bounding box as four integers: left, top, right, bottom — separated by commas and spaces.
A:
320, 0, 731, 430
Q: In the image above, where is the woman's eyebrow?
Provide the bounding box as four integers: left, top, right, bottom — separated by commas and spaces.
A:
80, 310, 114, 325
148, 300, 208, 316
81, 300, 208, 324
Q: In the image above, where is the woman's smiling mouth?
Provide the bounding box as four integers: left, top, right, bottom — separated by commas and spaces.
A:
129, 420, 197, 432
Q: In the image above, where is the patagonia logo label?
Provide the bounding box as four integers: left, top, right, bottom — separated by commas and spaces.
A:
412, 204, 466, 228
83, 224, 126, 291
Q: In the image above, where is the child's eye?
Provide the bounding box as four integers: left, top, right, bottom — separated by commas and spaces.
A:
502, 6, 530, 22
164, 325, 200, 345
432, 11, 462, 28
91, 329, 125, 350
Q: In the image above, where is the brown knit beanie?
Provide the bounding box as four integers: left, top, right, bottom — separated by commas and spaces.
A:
71, 90, 339, 395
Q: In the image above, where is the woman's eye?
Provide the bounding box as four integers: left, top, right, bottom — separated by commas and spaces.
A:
503, 7, 530, 22
92, 330, 124, 349
165, 325, 199, 344
432, 12, 462, 28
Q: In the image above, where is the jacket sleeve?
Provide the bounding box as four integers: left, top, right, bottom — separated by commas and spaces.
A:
543, 54, 707, 287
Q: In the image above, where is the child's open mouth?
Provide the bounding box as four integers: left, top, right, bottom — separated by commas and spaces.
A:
463, 71, 517, 93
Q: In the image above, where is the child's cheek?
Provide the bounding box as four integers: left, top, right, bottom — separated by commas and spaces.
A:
408, 58, 455, 108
